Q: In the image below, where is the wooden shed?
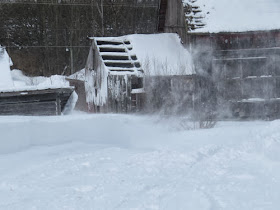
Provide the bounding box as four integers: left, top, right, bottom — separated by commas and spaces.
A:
81, 33, 199, 115
0, 87, 74, 115
84, 37, 144, 113
186, 0, 280, 119
189, 30, 280, 119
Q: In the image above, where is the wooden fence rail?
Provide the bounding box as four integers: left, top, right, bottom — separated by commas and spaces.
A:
0, 0, 159, 7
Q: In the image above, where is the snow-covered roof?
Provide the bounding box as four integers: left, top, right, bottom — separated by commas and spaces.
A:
127, 33, 194, 76
188, 0, 280, 33
0, 46, 71, 92
92, 33, 194, 76
0, 70, 71, 93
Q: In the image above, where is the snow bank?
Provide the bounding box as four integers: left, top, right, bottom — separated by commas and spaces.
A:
0, 46, 13, 88
127, 33, 194, 76
188, 0, 280, 33
0, 114, 156, 154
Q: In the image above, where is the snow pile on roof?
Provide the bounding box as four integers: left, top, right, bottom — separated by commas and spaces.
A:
36, 75, 69, 89
127, 33, 194, 76
11, 70, 68, 88
67, 69, 85, 81
0, 46, 14, 88
188, 0, 280, 33
0, 47, 71, 92
0, 69, 70, 92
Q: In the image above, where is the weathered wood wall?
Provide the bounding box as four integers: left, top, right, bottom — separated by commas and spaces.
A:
107, 75, 131, 113
67, 79, 88, 112
164, 0, 187, 42
0, 88, 73, 115
189, 30, 280, 119
144, 75, 195, 114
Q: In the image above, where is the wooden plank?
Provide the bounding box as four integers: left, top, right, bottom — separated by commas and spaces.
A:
0, 88, 73, 98
0, 93, 58, 105
0, 88, 74, 115
56, 94, 62, 115
0, 101, 57, 116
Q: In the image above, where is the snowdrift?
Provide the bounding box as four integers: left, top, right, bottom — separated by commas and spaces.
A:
1, 115, 280, 209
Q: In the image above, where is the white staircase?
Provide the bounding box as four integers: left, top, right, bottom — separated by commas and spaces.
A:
95, 38, 143, 74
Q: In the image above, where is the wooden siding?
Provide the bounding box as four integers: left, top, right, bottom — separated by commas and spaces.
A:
107, 75, 131, 113
145, 75, 196, 114
0, 88, 74, 115
189, 30, 280, 119
0, 0, 160, 76
67, 79, 88, 112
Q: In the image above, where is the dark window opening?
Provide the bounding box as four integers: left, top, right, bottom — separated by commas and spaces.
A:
131, 76, 143, 89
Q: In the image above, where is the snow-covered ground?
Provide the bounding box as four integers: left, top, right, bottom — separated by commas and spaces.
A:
0, 114, 280, 210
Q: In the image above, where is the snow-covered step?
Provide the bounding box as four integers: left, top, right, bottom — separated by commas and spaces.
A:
101, 53, 129, 60
104, 60, 133, 64
98, 45, 126, 49
109, 69, 135, 72
107, 67, 144, 72
100, 52, 133, 56
134, 62, 141, 68
93, 37, 144, 75
96, 40, 123, 46
123, 40, 131, 45
99, 47, 126, 53
104, 62, 134, 68
131, 55, 137, 60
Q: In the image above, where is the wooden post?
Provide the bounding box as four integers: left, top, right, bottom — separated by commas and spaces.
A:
56, 94, 62, 115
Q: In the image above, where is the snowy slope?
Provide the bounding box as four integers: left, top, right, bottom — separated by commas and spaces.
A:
0, 114, 280, 209
188, 0, 280, 33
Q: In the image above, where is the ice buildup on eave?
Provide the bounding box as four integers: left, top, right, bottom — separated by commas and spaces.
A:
185, 0, 280, 33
